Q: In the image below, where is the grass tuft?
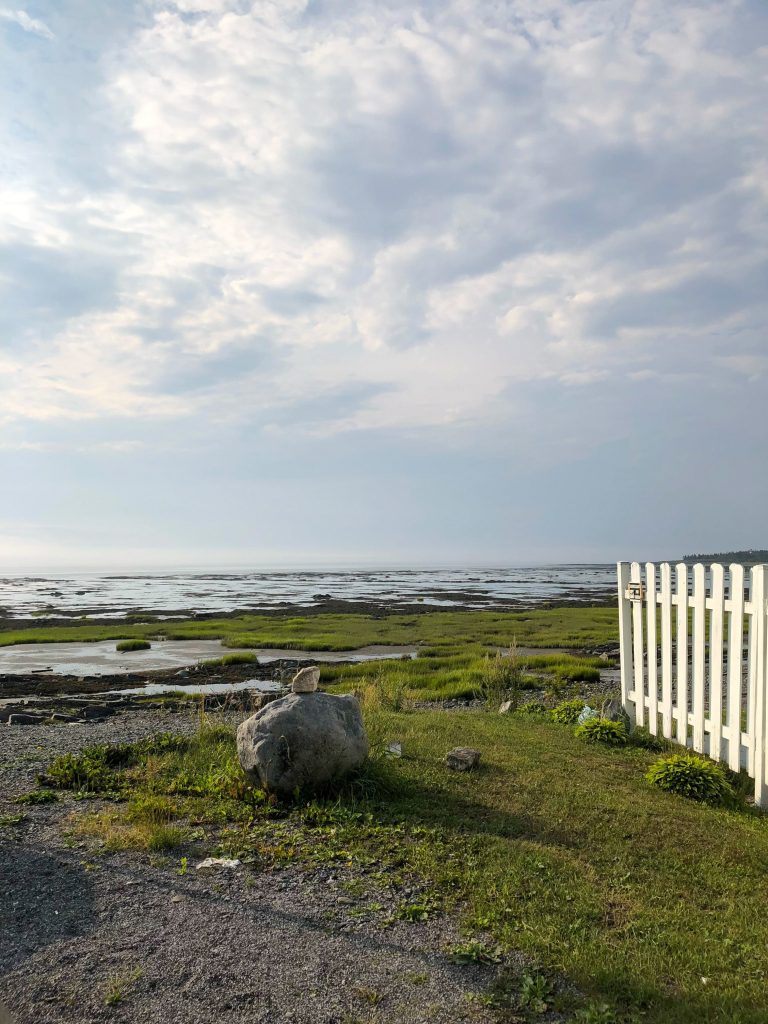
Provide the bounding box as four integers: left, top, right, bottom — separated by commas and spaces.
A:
116, 639, 151, 652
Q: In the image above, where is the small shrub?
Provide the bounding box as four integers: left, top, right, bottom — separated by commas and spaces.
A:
116, 639, 151, 652
518, 973, 553, 1013
516, 701, 548, 717
550, 699, 585, 725
575, 718, 627, 746
646, 752, 735, 806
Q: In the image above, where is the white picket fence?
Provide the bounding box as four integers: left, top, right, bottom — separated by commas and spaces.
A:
617, 561, 768, 806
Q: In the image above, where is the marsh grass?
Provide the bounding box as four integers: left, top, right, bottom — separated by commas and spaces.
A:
115, 639, 151, 652
321, 648, 606, 703
0, 606, 619, 651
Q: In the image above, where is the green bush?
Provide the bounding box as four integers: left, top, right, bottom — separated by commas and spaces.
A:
575, 718, 627, 746
646, 752, 736, 806
116, 639, 151, 652
516, 701, 548, 717
550, 699, 585, 725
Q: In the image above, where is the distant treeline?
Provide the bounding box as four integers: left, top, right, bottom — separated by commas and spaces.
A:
683, 549, 768, 563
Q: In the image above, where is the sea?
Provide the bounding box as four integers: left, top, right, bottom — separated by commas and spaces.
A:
0, 565, 617, 620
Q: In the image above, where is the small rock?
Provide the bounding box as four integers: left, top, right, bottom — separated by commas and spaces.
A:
292, 666, 320, 693
498, 701, 513, 714
445, 747, 481, 771
385, 741, 402, 758
600, 697, 630, 729
7, 714, 44, 726
195, 857, 241, 872
81, 705, 113, 719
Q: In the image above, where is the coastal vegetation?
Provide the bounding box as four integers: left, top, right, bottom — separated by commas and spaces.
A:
0, 605, 618, 651
30, 704, 768, 1024
115, 639, 151, 652
322, 649, 606, 703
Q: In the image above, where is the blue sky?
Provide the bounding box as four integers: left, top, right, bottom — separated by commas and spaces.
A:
1, 0, 766, 568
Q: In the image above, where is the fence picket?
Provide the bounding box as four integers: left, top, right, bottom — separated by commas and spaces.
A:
660, 563, 673, 739
630, 561, 645, 728
709, 564, 725, 762
727, 564, 745, 771
753, 567, 767, 806
675, 563, 689, 746
645, 562, 658, 735
691, 564, 707, 754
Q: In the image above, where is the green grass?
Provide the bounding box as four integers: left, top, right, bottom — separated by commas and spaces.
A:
115, 638, 151, 652
45, 707, 768, 1023
200, 652, 259, 668
321, 650, 608, 702
0, 606, 618, 651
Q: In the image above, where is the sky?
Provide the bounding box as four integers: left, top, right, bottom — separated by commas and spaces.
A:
1, 0, 767, 569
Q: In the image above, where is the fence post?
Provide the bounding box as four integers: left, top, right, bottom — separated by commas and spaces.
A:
631, 561, 645, 728
753, 566, 767, 807
617, 562, 635, 726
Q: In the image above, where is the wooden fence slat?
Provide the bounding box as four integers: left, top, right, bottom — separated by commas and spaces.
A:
660, 563, 673, 739
709, 564, 725, 762
631, 561, 645, 728
646, 562, 658, 735
617, 563, 635, 726
691, 564, 707, 754
747, 570, 757, 777
727, 564, 745, 771
675, 563, 689, 746
753, 566, 767, 807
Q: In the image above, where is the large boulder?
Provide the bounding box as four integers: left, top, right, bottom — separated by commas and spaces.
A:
236, 691, 368, 798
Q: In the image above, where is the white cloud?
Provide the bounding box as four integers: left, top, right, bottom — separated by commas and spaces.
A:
1, 0, 766, 441
0, 7, 53, 38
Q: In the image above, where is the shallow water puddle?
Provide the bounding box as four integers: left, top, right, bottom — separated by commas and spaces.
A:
0, 638, 417, 676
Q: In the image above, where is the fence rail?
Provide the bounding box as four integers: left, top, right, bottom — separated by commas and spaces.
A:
617, 561, 768, 806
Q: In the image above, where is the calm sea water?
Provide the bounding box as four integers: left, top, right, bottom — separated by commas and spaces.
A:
0, 565, 617, 620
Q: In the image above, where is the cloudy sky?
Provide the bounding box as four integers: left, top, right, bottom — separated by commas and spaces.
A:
1, 0, 766, 569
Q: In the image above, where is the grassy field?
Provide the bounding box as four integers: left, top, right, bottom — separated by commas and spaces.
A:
0, 606, 618, 651
33, 702, 768, 1024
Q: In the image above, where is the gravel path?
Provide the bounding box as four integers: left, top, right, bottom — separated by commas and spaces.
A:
0, 711, 520, 1024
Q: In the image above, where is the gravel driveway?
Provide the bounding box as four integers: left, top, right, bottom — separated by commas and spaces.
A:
0, 711, 515, 1024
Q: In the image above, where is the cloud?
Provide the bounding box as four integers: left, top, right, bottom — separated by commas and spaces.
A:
0, 7, 53, 38
1, 0, 766, 444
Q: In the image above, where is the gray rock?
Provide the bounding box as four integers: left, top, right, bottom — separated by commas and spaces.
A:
81, 705, 113, 719
498, 700, 513, 714
445, 747, 481, 771
7, 714, 44, 726
237, 691, 368, 798
291, 666, 320, 693
600, 697, 631, 729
